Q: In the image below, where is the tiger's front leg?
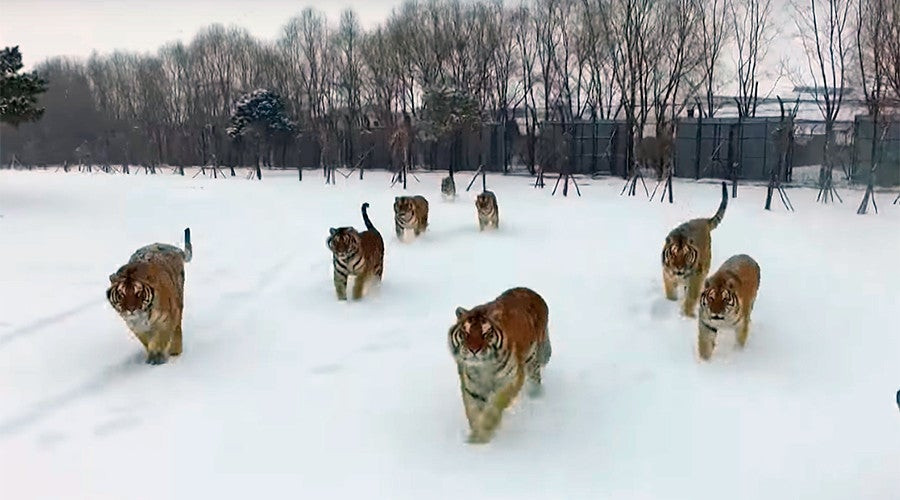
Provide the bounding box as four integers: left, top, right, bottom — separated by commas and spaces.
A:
459, 382, 485, 437
132, 330, 151, 350
663, 270, 678, 301
350, 271, 368, 300
469, 367, 525, 444
697, 321, 718, 361
333, 268, 348, 300
736, 317, 751, 348
169, 323, 183, 356
682, 274, 703, 317
146, 328, 173, 365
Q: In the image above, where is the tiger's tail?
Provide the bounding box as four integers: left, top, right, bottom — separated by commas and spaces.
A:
708, 182, 728, 230
183, 227, 193, 263
361, 203, 379, 233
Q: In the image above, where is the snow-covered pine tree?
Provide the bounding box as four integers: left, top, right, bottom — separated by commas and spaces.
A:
0, 46, 48, 126
226, 89, 294, 176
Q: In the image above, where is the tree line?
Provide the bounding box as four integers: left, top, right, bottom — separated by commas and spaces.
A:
1, 0, 898, 173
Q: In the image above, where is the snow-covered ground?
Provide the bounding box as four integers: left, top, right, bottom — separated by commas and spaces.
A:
1, 168, 898, 500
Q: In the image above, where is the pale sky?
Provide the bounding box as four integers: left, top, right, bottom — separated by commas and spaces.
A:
1, 0, 806, 94
0, 0, 401, 69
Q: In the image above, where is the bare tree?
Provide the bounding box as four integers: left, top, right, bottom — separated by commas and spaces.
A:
698, 0, 732, 117
648, 0, 703, 129
766, 95, 797, 211
594, 0, 656, 193
579, 0, 613, 119
490, 2, 523, 171
732, 0, 774, 117
335, 9, 364, 166
855, 0, 893, 214
361, 27, 402, 124
882, 0, 900, 101
794, 0, 853, 203
513, 5, 540, 173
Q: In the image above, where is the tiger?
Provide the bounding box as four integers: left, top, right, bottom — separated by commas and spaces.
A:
107, 228, 193, 365
441, 175, 457, 201
475, 190, 499, 231
448, 287, 551, 444
393, 195, 429, 242
697, 254, 761, 360
661, 181, 728, 317
327, 202, 385, 301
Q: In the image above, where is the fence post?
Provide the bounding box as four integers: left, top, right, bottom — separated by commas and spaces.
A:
498, 121, 507, 173
762, 120, 769, 181
694, 116, 702, 180
610, 125, 620, 176
591, 113, 598, 174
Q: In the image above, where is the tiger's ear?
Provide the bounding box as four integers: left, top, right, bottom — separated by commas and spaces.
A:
109, 273, 117, 283
329, 227, 338, 236
455, 307, 468, 319
726, 278, 736, 289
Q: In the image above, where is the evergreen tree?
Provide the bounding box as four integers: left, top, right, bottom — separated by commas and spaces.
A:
0, 46, 48, 126
420, 86, 481, 173
226, 89, 294, 138
227, 89, 295, 169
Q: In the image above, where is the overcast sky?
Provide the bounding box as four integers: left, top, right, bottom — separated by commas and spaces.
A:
1, 0, 806, 92
0, 0, 400, 68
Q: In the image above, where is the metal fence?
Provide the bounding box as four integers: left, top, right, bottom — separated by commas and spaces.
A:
4, 114, 899, 186
674, 117, 785, 181
852, 116, 900, 186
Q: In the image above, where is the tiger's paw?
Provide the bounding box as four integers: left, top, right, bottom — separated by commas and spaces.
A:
466, 431, 491, 445
526, 382, 544, 398
146, 352, 168, 365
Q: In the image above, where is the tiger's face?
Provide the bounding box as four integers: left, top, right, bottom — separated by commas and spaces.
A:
475, 193, 495, 214
394, 197, 416, 222
449, 308, 503, 364
107, 275, 154, 315
700, 277, 740, 325
662, 235, 698, 278
327, 227, 361, 258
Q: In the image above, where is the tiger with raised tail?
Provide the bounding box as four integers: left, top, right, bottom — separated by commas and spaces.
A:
661, 182, 728, 317
697, 254, 761, 360
107, 228, 193, 365
394, 195, 429, 242
448, 287, 551, 444
475, 190, 499, 231
327, 202, 385, 301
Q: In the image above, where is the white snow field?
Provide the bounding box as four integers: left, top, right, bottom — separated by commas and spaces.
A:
1, 168, 898, 500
